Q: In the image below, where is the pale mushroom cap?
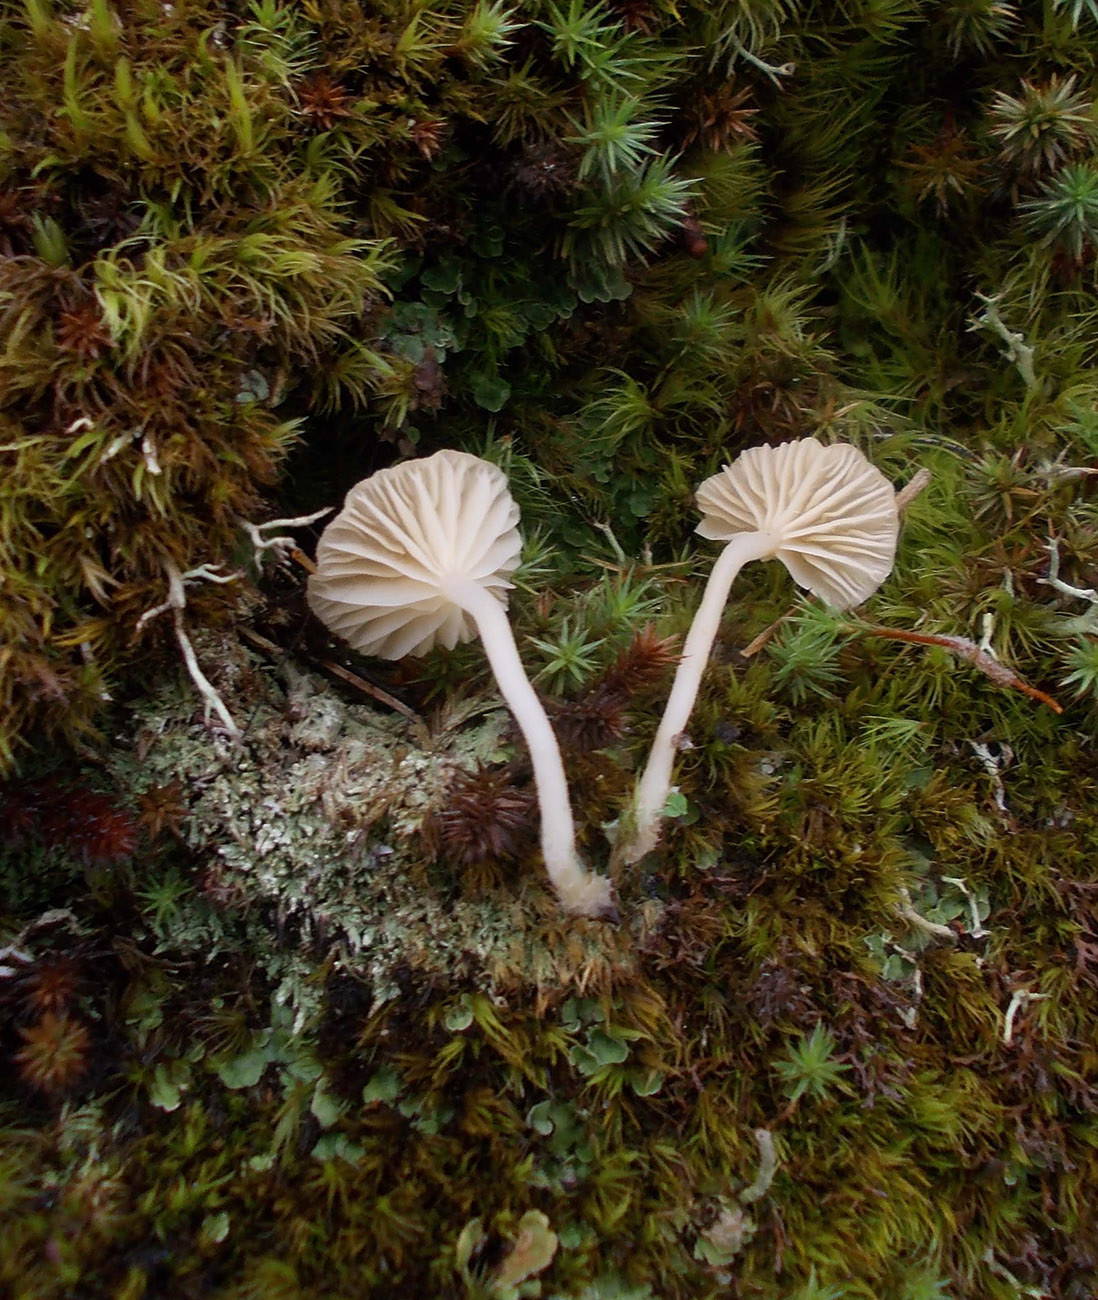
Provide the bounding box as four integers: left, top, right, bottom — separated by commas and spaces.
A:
695, 439, 899, 610
307, 449, 522, 658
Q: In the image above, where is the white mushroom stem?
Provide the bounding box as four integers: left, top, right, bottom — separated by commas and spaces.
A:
623, 531, 777, 865
445, 578, 613, 918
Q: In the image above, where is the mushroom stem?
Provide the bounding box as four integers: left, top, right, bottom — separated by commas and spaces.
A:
447, 579, 614, 918
622, 531, 777, 865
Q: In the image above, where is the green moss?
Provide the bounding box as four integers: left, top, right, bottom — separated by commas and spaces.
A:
3, 0, 1098, 1295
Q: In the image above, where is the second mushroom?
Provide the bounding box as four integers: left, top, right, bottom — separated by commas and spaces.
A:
618, 438, 901, 866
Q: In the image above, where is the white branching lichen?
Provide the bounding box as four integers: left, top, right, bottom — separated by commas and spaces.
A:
136, 562, 243, 739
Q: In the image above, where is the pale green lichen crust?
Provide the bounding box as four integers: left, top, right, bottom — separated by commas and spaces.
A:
106, 633, 649, 1015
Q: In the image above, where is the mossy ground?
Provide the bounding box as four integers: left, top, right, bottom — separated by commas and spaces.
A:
3, 0, 1098, 1296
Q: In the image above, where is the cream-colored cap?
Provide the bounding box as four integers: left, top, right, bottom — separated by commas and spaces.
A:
307, 449, 522, 658
695, 439, 899, 610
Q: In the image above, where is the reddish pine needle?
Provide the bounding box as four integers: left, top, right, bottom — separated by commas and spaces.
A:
861, 625, 1063, 713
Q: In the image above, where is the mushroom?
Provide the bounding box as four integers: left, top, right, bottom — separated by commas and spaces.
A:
307, 448, 614, 918
620, 438, 899, 865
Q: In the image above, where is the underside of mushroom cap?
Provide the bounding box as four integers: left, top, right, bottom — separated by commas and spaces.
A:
307, 449, 522, 658
695, 439, 899, 610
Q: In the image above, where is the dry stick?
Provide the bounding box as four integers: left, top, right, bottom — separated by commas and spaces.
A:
238, 627, 430, 743
741, 606, 798, 659
316, 660, 431, 744
857, 625, 1063, 713
894, 466, 933, 512
755, 614, 1060, 715
237, 627, 289, 660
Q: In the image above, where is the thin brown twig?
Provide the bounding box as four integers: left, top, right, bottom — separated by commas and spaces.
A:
741, 605, 798, 658
316, 659, 432, 742
894, 466, 932, 512
238, 627, 431, 742
859, 625, 1063, 713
